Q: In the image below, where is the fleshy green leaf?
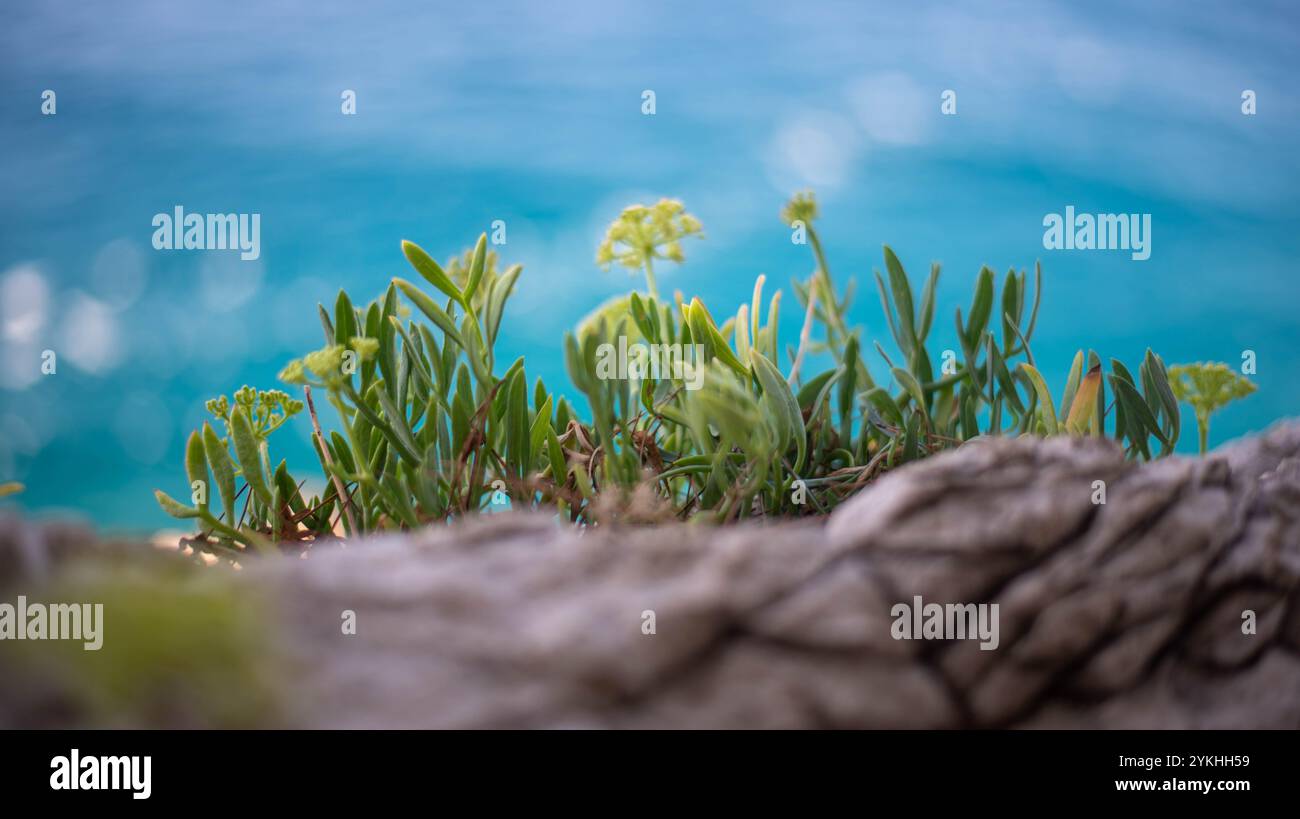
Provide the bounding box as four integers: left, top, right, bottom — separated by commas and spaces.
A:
965, 266, 995, 349
750, 349, 806, 473
185, 430, 210, 513
230, 407, 273, 507
1017, 363, 1058, 435
1065, 364, 1101, 435
863, 386, 904, 428
882, 245, 917, 354
464, 233, 488, 304
401, 240, 463, 306
891, 367, 928, 422
202, 422, 237, 523
393, 278, 464, 349
155, 489, 200, 519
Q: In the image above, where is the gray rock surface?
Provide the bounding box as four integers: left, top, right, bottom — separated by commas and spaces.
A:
3, 423, 1299, 728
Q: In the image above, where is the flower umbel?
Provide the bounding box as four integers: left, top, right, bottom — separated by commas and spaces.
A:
596, 198, 703, 298
206, 386, 302, 440
1168, 362, 1256, 454
781, 190, 819, 228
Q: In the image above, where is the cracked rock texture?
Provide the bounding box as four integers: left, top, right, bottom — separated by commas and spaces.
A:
2, 423, 1299, 728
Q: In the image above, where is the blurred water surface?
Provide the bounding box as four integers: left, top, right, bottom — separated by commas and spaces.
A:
1, 0, 1297, 529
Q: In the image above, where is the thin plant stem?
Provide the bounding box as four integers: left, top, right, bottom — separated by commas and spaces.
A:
643, 256, 658, 300
305, 385, 360, 536
788, 279, 818, 384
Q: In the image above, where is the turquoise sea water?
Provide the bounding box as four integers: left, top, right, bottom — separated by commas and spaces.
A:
2, 0, 1298, 531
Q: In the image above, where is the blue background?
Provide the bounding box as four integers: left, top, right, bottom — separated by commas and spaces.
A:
1, 0, 1297, 531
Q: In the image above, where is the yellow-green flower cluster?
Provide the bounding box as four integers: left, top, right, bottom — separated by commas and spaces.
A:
596, 199, 703, 293
205, 394, 231, 421
1168, 362, 1255, 454
1168, 362, 1256, 417
349, 336, 380, 361
781, 190, 819, 227
205, 385, 302, 439
304, 345, 345, 380
278, 346, 342, 387
279, 337, 380, 389
278, 359, 307, 386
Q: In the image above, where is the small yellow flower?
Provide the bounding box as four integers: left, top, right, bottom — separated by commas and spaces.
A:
278, 360, 307, 385
205, 394, 230, 420
350, 336, 380, 361
1168, 362, 1256, 454
781, 190, 819, 227
595, 198, 704, 297
1169, 362, 1256, 416
304, 345, 346, 380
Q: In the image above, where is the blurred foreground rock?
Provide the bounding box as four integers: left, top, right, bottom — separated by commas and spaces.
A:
3, 422, 1299, 728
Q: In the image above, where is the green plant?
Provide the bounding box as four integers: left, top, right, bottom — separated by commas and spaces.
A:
154, 387, 312, 556
777, 191, 1180, 467
155, 191, 1191, 554
1168, 362, 1256, 453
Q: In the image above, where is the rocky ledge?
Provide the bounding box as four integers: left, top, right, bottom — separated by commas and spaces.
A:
3, 423, 1299, 729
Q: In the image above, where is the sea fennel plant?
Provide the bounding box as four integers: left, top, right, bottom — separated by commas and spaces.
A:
1167, 362, 1256, 454
156, 190, 1204, 557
